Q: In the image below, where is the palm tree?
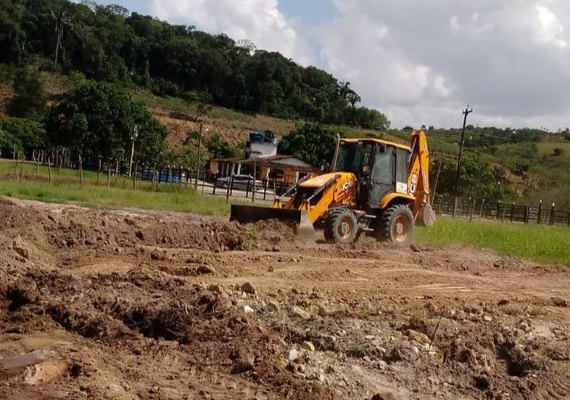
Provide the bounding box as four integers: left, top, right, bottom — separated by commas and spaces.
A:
337, 81, 361, 107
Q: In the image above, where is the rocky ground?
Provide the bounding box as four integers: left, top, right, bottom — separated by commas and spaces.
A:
0, 198, 568, 400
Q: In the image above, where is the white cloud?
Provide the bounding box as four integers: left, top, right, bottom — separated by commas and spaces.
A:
316, 0, 570, 129
144, 0, 570, 130
535, 4, 567, 48
150, 0, 312, 63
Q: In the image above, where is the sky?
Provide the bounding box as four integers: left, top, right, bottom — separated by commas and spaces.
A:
81, 0, 570, 131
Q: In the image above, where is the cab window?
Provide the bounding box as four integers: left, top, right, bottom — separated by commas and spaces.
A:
371, 148, 394, 183
395, 149, 408, 184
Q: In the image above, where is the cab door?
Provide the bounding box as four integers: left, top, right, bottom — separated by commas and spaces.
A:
367, 144, 395, 209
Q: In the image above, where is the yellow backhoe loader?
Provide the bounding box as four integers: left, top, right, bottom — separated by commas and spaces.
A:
230, 130, 435, 245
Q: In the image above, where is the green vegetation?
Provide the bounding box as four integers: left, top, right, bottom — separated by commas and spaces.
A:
0, 115, 46, 157
415, 217, 570, 266
536, 142, 570, 160
2, 160, 569, 265
1, 0, 569, 213
0, 179, 230, 216
385, 125, 570, 209
278, 123, 340, 168
7, 67, 47, 119
46, 81, 167, 165
0, 159, 231, 215
0, 0, 388, 129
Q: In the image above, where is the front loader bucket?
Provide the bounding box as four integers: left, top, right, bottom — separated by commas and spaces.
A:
230, 205, 315, 241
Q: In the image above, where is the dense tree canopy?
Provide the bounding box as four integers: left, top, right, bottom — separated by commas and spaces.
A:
7, 67, 47, 119
0, 0, 389, 129
0, 115, 46, 157
45, 81, 167, 164
278, 123, 341, 169
431, 157, 514, 202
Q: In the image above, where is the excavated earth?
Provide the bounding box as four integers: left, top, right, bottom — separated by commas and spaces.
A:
0, 198, 568, 400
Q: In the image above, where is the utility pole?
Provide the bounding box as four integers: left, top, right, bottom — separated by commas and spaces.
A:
128, 125, 138, 177
194, 122, 203, 189
452, 106, 473, 217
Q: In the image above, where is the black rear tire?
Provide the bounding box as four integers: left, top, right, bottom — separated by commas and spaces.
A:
324, 208, 358, 244
377, 204, 414, 246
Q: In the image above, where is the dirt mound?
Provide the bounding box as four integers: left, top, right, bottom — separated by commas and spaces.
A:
0, 198, 568, 399
252, 219, 299, 242
1, 265, 335, 399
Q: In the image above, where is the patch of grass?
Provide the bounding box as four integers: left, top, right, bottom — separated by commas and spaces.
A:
133, 89, 251, 123
243, 226, 258, 242
0, 159, 99, 180
536, 142, 570, 160
0, 177, 231, 216
415, 217, 570, 266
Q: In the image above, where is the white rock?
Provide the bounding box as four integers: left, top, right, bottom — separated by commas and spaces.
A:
288, 349, 299, 362
291, 306, 311, 320
241, 305, 255, 315
301, 341, 315, 352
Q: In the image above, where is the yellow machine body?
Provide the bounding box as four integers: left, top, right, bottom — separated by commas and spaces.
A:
230, 130, 434, 243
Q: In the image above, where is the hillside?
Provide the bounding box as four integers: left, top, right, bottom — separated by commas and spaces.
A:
391, 127, 570, 209
2, 66, 569, 209
0, 68, 391, 148
1, 0, 569, 209
0, 0, 388, 130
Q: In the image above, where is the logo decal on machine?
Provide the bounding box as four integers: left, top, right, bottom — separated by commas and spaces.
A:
409, 174, 418, 194
340, 181, 354, 192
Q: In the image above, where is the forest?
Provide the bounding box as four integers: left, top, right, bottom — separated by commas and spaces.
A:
0, 0, 389, 129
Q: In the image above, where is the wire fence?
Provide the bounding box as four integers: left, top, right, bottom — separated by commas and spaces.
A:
433, 197, 570, 227
6, 158, 570, 227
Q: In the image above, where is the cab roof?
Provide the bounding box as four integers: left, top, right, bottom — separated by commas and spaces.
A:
340, 138, 411, 152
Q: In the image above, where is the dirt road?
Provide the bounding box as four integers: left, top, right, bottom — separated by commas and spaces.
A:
0, 198, 568, 400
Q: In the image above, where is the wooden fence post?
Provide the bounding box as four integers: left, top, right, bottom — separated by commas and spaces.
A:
252, 161, 256, 203
47, 154, 52, 183
479, 199, 485, 218
469, 198, 476, 222
537, 200, 542, 225
225, 179, 230, 202
34, 150, 39, 175
510, 203, 515, 223
78, 154, 83, 185
525, 206, 530, 224
18, 155, 24, 181
549, 203, 555, 226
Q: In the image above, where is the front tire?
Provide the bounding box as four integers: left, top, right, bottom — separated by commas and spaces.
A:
324, 208, 358, 244
378, 204, 414, 246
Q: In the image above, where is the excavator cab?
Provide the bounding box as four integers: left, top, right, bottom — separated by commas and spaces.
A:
230, 130, 435, 246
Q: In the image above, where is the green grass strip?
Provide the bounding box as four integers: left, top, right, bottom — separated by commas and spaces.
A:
415, 217, 570, 266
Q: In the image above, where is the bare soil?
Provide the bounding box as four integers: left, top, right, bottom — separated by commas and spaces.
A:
0, 198, 568, 400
